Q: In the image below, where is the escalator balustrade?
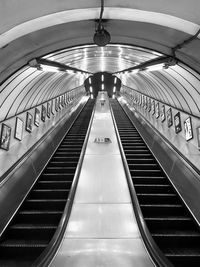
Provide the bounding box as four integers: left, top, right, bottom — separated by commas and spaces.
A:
0, 99, 94, 266
111, 99, 200, 267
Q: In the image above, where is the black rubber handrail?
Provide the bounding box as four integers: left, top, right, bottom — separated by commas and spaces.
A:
109, 99, 173, 267
0, 95, 85, 185
118, 97, 200, 227
0, 97, 89, 242
33, 98, 96, 267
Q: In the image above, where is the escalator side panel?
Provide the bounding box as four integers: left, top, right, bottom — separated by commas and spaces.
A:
111, 99, 200, 267
0, 99, 95, 266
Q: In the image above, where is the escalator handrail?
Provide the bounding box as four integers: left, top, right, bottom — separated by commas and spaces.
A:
109, 99, 173, 267
33, 99, 96, 267
0, 96, 89, 240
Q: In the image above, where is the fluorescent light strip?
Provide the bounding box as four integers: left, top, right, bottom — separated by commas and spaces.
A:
40, 65, 60, 73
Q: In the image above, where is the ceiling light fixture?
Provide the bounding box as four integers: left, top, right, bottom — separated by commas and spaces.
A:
93, 0, 111, 46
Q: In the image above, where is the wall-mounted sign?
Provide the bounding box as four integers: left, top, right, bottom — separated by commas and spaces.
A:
151, 100, 155, 115
167, 108, 173, 127
47, 102, 51, 118
15, 117, 23, 141
148, 98, 151, 112
184, 117, 193, 141
26, 112, 33, 132
34, 108, 40, 127
94, 137, 111, 144
51, 100, 55, 115
174, 112, 182, 133
0, 123, 11, 150
41, 105, 46, 122
155, 102, 160, 118
197, 127, 200, 150
161, 105, 166, 122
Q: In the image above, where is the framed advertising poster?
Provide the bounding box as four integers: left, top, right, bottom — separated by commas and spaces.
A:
144, 96, 147, 110
0, 123, 11, 150
41, 105, 46, 122
151, 100, 155, 115
155, 102, 160, 118
184, 117, 193, 141
161, 105, 166, 122
142, 95, 145, 107
26, 112, 33, 132
61, 95, 64, 107
15, 117, 23, 140
59, 96, 62, 109
197, 127, 200, 149
34, 108, 40, 127
55, 98, 59, 111
167, 108, 173, 127
148, 98, 151, 112
51, 100, 54, 115
139, 95, 142, 106
174, 112, 182, 133
47, 102, 51, 118
64, 93, 67, 105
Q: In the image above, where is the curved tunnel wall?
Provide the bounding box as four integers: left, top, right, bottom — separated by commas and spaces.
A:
0, 66, 85, 122
121, 63, 200, 118
120, 65, 200, 171
0, 63, 86, 179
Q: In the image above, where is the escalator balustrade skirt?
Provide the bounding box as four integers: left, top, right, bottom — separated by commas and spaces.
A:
0, 99, 94, 266
110, 99, 200, 267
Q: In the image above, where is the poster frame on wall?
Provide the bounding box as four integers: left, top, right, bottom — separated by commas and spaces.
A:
167, 108, 173, 127
0, 123, 11, 150
15, 117, 24, 140
161, 105, 166, 122
184, 117, 193, 141
26, 112, 33, 133
174, 112, 182, 134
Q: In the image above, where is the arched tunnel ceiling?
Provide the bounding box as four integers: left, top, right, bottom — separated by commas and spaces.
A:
0, 0, 200, 121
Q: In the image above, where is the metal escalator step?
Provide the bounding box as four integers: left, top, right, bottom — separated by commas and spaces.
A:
55, 151, 81, 155
23, 199, 67, 211
5, 225, 56, 240
132, 176, 167, 184
30, 189, 69, 199
124, 149, 150, 154
137, 193, 178, 204
45, 166, 76, 174
141, 204, 186, 217
125, 153, 153, 158
48, 161, 78, 167
134, 184, 174, 194
40, 173, 74, 179
35, 180, 72, 189
130, 170, 164, 177
127, 158, 156, 164
52, 156, 79, 161
128, 163, 160, 170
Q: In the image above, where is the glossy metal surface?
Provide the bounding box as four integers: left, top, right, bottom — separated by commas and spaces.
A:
50, 92, 154, 267
50, 239, 154, 267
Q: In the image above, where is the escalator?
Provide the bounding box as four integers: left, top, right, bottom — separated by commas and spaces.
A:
0, 99, 95, 266
110, 99, 200, 267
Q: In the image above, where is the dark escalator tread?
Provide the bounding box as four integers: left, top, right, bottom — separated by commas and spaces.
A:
110, 99, 200, 267
0, 99, 95, 265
